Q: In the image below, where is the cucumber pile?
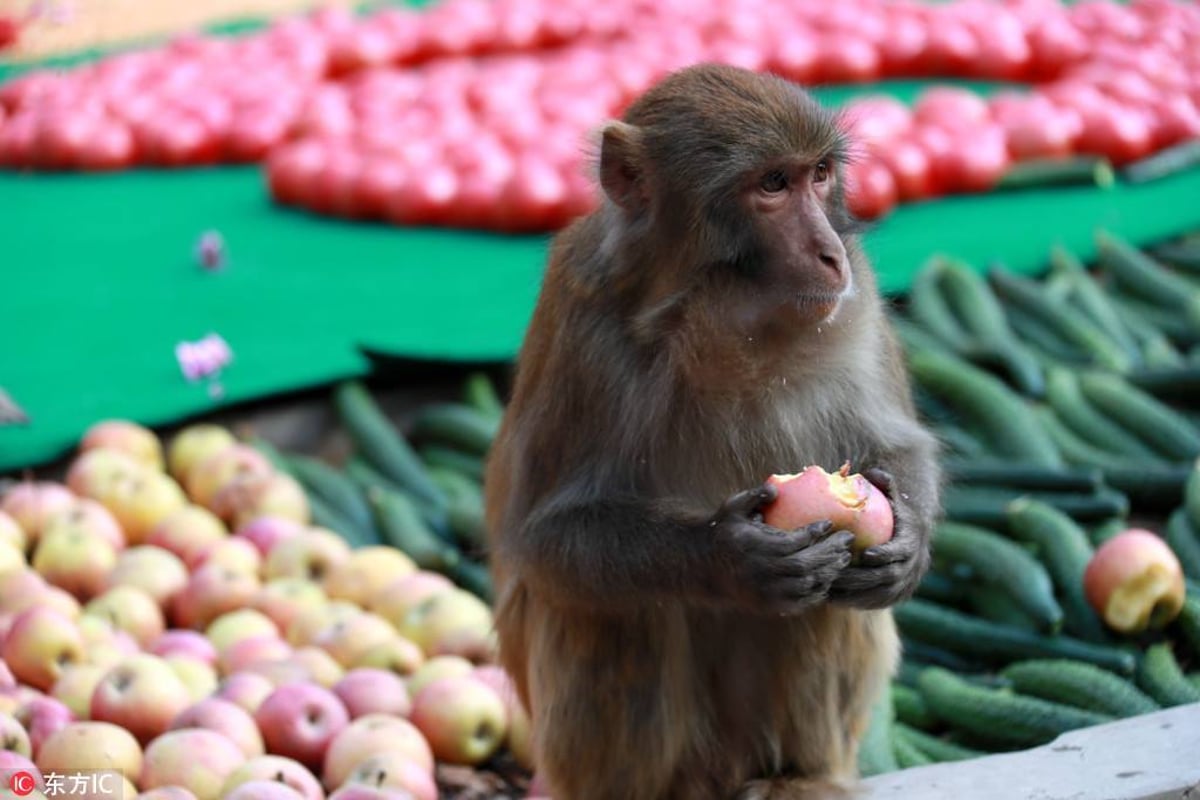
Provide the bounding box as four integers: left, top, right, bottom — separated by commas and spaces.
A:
251, 374, 503, 606
865, 228, 1200, 775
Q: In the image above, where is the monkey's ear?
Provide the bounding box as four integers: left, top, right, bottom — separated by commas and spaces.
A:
599, 121, 647, 215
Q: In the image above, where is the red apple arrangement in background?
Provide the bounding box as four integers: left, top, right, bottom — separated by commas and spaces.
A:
1, 0, 1199, 226
763, 462, 896, 554
0, 419, 533, 800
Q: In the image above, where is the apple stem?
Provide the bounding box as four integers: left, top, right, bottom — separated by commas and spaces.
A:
838, 461, 852, 477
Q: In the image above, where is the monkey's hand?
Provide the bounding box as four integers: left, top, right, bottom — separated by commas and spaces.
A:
828, 468, 931, 610
708, 485, 856, 615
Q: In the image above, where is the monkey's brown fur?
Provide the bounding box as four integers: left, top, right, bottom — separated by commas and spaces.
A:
484, 64, 941, 800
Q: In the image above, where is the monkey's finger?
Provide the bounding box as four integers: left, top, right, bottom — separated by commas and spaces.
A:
827, 566, 907, 610
719, 484, 778, 520
857, 538, 917, 567
774, 531, 855, 575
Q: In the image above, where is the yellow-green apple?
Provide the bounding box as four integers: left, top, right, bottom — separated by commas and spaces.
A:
136, 788, 199, 800
66, 449, 143, 500
36, 586, 83, 620
84, 585, 165, 647
219, 635, 294, 676
0, 710, 32, 757
139, 728, 245, 800
289, 646, 345, 688
79, 420, 164, 472
322, 714, 434, 790
472, 666, 533, 769
322, 547, 416, 608
223, 781, 306, 800
41, 499, 125, 551
265, 529, 351, 584
369, 572, 455, 628
286, 601, 361, 647
99, 472, 189, 546
50, 663, 107, 719
352, 636, 424, 678
244, 658, 313, 688
212, 472, 310, 529
165, 656, 219, 702
149, 630, 217, 666
32, 524, 118, 601
342, 752, 437, 800
0, 541, 25, 576
410, 675, 508, 765
186, 445, 274, 511
15, 694, 76, 756
406, 655, 475, 698
332, 668, 410, 719
2, 606, 86, 690
254, 682, 350, 771
170, 563, 261, 631
219, 755, 324, 800
235, 517, 305, 558
169, 697, 265, 758
76, 615, 140, 670
312, 611, 397, 668
0, 510, 26, 555
190, 536, 262, 576
146, 506, 227, 570
395, 589, 493, 661
35, 720, 143, 777
105, 546, 188, 607
763, 463, 895, 553
90, 654, 193, 745
327, 786, 419, 800
212, 672, 274, 714
0, 569, 49, 614
1084, 528, 1186, 633
0, 482, 76, 543
205, 609, 279, 657
166, 425, 236, 486
253, 578, 328, 632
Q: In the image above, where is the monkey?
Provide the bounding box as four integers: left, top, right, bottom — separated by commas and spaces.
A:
483, 63, 942, 800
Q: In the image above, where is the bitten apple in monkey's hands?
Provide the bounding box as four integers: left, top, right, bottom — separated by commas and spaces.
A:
763, 463, 895, 554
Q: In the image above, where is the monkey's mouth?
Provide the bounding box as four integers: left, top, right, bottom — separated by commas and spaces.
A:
794, 292, 844, 320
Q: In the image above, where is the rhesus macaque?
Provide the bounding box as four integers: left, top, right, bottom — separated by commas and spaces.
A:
484, 63, 941, 800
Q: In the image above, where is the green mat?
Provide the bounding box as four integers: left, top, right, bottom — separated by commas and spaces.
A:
2, 61, 1199, 474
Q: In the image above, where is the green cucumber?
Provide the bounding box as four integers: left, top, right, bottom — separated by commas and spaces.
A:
1050, 247, 1144, 366
892, 683, 938, 731
942, 485, 1129, 527
246, 436, 293, 473
943, 460, 1102, 493
409, 403, 499, 457
858, 687, 900, 777
1045, 368, 1164, 460
893, 724, 985, 764
997, 156, 1114, 190
1004, 306, 1092, 366
1176, 596, 1200, 660
1096, 229, 1200, 326
334, 382, 448, 513
367, 485, 462, 573
1033, 406, 1131, 468
1151, 235, 1200, 272
419, 445, 486, 483
933, 522, 1062, 633
915, 571, 971, 605
1000, 659, 1159, 718
1005, 498, 1108, 642
1165, 509, 1200, 581
1076, 371, 1200, 460
307, 493, 380, 549
285, 454, 377, 541
894, 318, 959, 359
989, 265, 1133, 373
1137, 642, 1200, 707
907, 259, 972, 343
916, 667, 1113, 748
1186, 461, 1200, 530
443, 557, 495, 604
894, 599, 1137, 675
1127, 365, 1200, 402
907, 350, 1062, 467
463, 371, 506, 419
345, 457, 452, 541
966, 585, 1041, 633
893, 732, 934, 769
1088, 518, 1127, 548
1119, 139, 1200, 184
900, 639, 989, 673
1099, 464, 1192, 512
1111, 295, 1200, 348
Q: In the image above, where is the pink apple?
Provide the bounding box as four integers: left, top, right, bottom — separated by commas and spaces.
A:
66, 448, 143, 499
0, 569, 49, 615
253, 578, 328, 633
137, 789, 199, 800
41, 498, 125, 551
190, 535, 262, 576
15, 694, 76, 757
0, 509, 27, 553
212, 671, 275, 714
83, 585, 166, 646
35, 720, 143, 776
333, 668, 411, 719
407, 655, 475, 698
763, 463, 894, 552
219, 755, 324, 800
97, 472, 189, 546
32, 524, 118, 601
343, 752, 437, 800
322, 546, 416, 608
139, 729, 245, 800
245, 658, 313, 688
0, 482, 76, 542
322, 714, 434, 791
185, 444, 274, 510
0, 540, 25, 576
289, 646, 346, 688
0, 709, 32, 757
212, 472, 310, 529
2, 606, 86, 690
36, 586, 83, 620
149, 630, 218, 667
206, 608, 280, 655
223, 781, 306, 800
410, 675, 508, 765
327, 786, 417, 800
1084, 528, 1186, 633
165, 656, 219, 702
90, 654, 193, 745
0, 659, 15, 690
369, 572, 455, 629
254, 682, 350, 771
78, 615, 141, 670
472, 664, 536, 766
265, 529, 351, 583
105, 546, 189, 607
286, 601, 362, 648
166, 425, 237, 486
396, 588, 495, 662
146, 506, 228, 569
79, 420, 164, 471
0, 751, 43, 793
170, 563, 261, 631
220, 635, 294, 676
170, 697, 265, 758
235, 516, 305, 558
50, 664, 107, 719
353, 636, 424, 678
312, 611, 398, 668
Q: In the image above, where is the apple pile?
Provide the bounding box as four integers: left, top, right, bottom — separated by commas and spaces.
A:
0, 419, 534, 800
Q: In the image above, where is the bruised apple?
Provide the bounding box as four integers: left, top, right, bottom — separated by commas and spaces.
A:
763, 463, 893, 552
1084, 529, 1185, 634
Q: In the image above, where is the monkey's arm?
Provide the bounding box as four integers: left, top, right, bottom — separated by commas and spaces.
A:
496, 482, 854, 614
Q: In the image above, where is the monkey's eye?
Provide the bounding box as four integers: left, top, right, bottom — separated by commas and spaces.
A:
813, 161, 830, 184
759, 170, 789, 193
